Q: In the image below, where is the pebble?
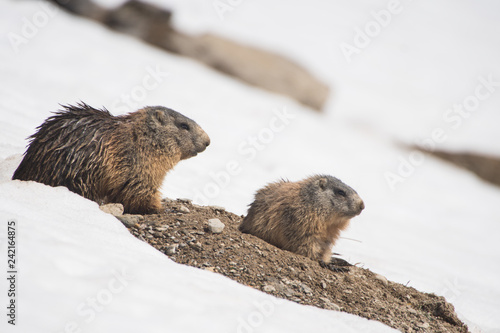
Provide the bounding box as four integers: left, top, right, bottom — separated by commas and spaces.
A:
178, 205, 190, 214
418, 322, 430, 329
263, 284, 276, 292
208, 218, 225, 233
117, 214, 143, 227
189, 241, 203, 252
300, 283, 313, 294
99, 203, 124, 216
166, 245, 178, 255
319, 297, 341, 311
210, 205, 226, 212
373, 274, 389, 286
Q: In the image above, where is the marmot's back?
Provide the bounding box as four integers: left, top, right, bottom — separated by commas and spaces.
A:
13, 105, 116, 200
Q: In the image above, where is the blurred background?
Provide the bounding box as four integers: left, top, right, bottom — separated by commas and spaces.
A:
1, 0, 500, 332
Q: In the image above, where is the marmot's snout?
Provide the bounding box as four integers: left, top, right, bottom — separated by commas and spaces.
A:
346, 193, 364, 217
192, 131, 210, 156
355, 197, 365, 215
200, 133, 211, 151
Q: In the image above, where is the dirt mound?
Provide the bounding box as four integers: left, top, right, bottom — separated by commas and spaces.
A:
126, 199, 468, 333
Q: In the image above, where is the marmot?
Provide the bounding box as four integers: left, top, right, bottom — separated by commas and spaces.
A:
239, 175, 364, 270
12, 103, 210, 214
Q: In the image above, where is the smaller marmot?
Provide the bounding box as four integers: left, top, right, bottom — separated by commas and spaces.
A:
12, 103, 210, 214
239, 175, 364, 270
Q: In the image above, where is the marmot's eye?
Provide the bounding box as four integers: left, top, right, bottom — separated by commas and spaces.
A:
336, 190, 346, 197
179, 123, 190, 130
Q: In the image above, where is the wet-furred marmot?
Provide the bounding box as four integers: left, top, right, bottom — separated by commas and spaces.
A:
239, 175, 364, 270
12, 103, 210, 214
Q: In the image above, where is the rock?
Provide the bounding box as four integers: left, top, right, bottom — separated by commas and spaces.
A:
209, 205, 226, 212
263, 284, 276, 292
99, 203, 124, 216
204, 267, 216, 272
418, 322, 430, 329
374, 274, 389, 286
300, 283, 313, 294
174, 33, 330, 111
117, 214, 143, 227
178, 205, 190, 214
189, 241, 203, 252
319, 297, 341, 311
165, 245, 177, 255
208, 218, 225, 234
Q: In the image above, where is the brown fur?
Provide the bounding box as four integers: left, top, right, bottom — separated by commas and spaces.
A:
12, 103, 210, 214
239, 175, 364, 263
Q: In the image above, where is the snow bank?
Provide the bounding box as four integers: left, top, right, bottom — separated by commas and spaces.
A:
0, 174, 396, 333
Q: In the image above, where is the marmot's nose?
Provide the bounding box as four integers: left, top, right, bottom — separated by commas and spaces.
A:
359, 200, 365, 212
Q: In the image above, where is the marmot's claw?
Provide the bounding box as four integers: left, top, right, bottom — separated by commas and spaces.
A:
329, 257, 352, 267
320, 259, 351, 273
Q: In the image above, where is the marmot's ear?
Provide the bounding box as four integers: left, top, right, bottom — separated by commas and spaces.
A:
154, 110, 168, 125
317, 177, 328, 190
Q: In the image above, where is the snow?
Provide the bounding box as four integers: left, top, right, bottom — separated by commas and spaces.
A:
1, 0, 500, 332
0, 180, 396, 333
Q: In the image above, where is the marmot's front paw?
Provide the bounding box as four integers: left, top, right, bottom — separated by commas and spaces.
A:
320, 258, 352, 272
329, 257, 352, 267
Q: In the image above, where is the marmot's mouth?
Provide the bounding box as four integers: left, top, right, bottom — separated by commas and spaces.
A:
341, 210, 363, 218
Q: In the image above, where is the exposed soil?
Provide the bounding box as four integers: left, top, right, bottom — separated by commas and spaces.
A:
125, 198, 468, 333
415, 146, 500, 187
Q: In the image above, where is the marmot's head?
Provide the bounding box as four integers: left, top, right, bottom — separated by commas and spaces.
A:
144, 106, 210, 159
301, 175, 364, 218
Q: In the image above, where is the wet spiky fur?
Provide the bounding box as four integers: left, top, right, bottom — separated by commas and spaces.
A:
13, 103, 210, 214
239, 175, 364, 262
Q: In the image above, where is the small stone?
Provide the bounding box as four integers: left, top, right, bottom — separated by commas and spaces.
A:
208, 218, 225, 233
189, 241, 203, 252
319, 297, 341, 311
204, 267, 216, 272
166, 245, 178, 255
100, 203, 124, 216
418, 322, 430, 329
178, 205, 190, 214
117, 214, 143, 227
263, 284, 276, 292
300, 283, 313, 294
374, 274, 388, 286
321, 281, 327, 289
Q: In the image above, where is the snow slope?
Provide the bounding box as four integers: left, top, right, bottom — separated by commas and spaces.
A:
0, 179, 396, 333
1, 0, 500, 332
